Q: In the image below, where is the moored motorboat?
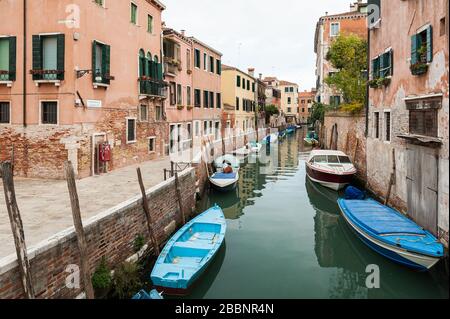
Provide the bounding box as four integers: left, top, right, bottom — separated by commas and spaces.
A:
214, 154, 240, 171
234, 146, 251, 158
247, 141, 262, 153
286, 127, 295, 134
306, 150, 356, 190
209, 170, 239, 192
262, 133, 278, 144
337, 194, 444, 271
132, 289, 163, 299
150, 205, 226, 295
303, 137, 318, 146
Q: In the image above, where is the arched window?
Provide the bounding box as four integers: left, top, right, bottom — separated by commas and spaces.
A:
139, 49, 145, 77
153, 55, 161, 80
153, 55, 159, 63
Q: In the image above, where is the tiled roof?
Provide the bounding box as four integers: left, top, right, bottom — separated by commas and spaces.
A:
279, 80, 298, 86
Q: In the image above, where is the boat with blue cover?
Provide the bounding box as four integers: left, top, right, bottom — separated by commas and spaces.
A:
337, 195, 444, 271
210, 170, 239, 191
132, 289, 163, 299
286, 127, 295, 134
150, 205, 226, 295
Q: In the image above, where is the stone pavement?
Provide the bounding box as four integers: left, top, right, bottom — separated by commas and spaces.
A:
0, 157, 172, 258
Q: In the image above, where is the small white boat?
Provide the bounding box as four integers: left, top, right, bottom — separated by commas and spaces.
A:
247, 142, 262, 153
262, 133, 278, 144
306, 150, 357, 191
209, 170, 239, 192
234, 146, 251, 157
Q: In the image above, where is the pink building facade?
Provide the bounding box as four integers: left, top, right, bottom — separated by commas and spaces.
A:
0, 0, 168, 179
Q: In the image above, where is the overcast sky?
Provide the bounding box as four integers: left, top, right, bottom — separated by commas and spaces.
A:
161, 0, 352, 91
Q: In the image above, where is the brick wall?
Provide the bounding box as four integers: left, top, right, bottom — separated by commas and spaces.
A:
0, 168, 196, 299
0, 102, 168, 179
323, 111, 367, 181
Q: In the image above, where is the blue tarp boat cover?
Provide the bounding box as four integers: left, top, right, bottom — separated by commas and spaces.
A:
345, 186, 366, 200
340, 199, 427, 236
212, 172, 237, 180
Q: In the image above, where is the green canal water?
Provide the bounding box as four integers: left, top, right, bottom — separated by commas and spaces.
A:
186, 130, 449, 299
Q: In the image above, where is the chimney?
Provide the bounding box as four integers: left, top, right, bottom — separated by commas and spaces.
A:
181, 30, 186, 36
248, 68, 255, 77
259, 73, 262, 80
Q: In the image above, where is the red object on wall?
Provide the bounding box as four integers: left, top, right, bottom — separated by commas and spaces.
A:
99, 143, 111, 162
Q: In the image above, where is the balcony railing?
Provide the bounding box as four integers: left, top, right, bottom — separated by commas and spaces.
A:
139, 78, 168, 98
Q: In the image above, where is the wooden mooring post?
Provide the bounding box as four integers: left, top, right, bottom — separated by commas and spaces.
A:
1, 161, 35, 299
174, 172, 186, 225
136, 167, 160, 256
64, 161, 95, 299
385, 149, 396, 205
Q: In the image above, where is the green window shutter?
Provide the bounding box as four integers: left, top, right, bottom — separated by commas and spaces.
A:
411, 34, 418, 65
157, 63, 162, 80
32, 35, 42, 80
379, 53, 385, 78
426, 25, 433, 63
389, 49, 394, 76
374, 57, 380, 79
102, 44, 110, 84
9, 37, 16, 81
92, 41, 97, 82
56, 34, 65, 80
370, 59, 375, 79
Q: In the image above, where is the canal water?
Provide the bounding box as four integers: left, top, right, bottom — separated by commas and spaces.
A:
188, 129, 449, 299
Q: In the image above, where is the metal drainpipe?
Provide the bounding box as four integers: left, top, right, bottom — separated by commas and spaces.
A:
23, 0, 27, 127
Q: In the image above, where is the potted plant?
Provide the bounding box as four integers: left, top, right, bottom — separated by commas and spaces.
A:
187, 105, 193, 111
91, 257, 112, 299
380, 77, 391, 87
187, 69, 192, 75
368, 79, 379, 88
417, 45, 427, 63
410, 62, 428, 75
177, 105, 185, 110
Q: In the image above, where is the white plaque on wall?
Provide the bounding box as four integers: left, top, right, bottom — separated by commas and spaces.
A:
87, 100, 102, 108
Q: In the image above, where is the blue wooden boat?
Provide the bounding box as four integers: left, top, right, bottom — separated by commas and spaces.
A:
132, 289, 163, 299
150, 205, 226, 295
286, 127, 295, 134
337, 198, 444, 271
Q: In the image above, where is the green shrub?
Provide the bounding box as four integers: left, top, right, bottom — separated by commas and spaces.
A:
112, 262, 142, 299
133, 234, 145, 253
91, 257, 112, 291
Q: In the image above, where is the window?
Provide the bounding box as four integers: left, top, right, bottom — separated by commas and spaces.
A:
32, 34, 65, 81
94, 0, 104, 6
237, 75, 241, 87
187, 86, 191, 106
194, 120, 200, 137
290, 87, 294, 93
0, 102, 10, 124
301, 100, 305, 104
242, 79, 246, 90
155, 104, 163, 121
440, 17, 446, 36
374, 112, 380, 139
209, 92, 214, 108
385, 111, 391, 142
127, 118, 136, 143
187, 123, 192, 140
203, 53, 207, 70
169, 82, 176, 105
330, 96, 341, 107
411, 25, 433, 66
216, 93, 221, 109
338, 156, 352, 164
0, 37, 16, 82
214, 121, 220, 140
140, 104, 148, 122
287, 97, 291, 104
302, 108, 305, 113
330, 22, 340, 36
216, 59, 221, 75
285, 87, 289, 93
147, 15, 153, 33
374, 49, 393, 78
186, 49, 191, 71
209, 56, 214, 73
148, 137, 156, 153
177, 84, 182, 105
247, 80, 250, 91
92, 41, 111, 84
209, 121, 213, 135
194, 89, 201, 107
308, 99, 312, 103
409, 109, 438, 137
194, 49, 201, 68
236, 97, 240, 111
203, 121, 208, 134
130, 3, 138, 24
41, 101, 58, 124
252, 82, 255, 92
287, 107, 292, 113
203, 90, 209, 108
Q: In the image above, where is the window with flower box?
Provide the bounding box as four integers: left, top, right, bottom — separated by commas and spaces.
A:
0, 37, 16, 82
31, 34, 65, 81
